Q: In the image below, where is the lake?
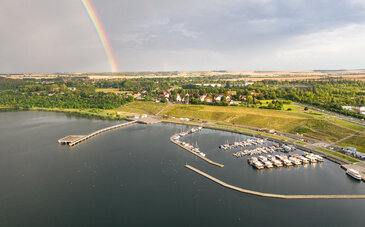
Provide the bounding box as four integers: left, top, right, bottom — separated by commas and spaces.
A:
0, 111, 364, 226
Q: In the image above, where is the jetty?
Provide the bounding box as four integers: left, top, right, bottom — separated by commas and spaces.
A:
58, 121, 137, 146
170, 135, 224, 168
185, 164, 365, 199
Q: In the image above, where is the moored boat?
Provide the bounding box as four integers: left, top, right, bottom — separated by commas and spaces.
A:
252, 161, 264, 169
346, 169, 362, 181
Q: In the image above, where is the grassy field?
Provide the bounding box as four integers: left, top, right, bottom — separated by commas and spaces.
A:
339, 135, 365, 153
328, 118, 365, 131
159, 104, 358, 143
30, 107, 128, 120
96, 88, 130, 93
115, 101, 168, 115
258, 100, 303, 112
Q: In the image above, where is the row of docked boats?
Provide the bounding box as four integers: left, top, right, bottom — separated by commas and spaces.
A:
172, 127, 206, 157
219, 138, 267, 150
232, 144, 297, 157
248, 153, 324, 169
233, 145, 279, 157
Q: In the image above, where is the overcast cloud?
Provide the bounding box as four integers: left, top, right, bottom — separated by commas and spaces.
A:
1, 0, 365, 73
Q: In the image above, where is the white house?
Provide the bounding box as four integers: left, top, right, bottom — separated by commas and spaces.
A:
200, 94, 207, 102
214, 95, 223, 102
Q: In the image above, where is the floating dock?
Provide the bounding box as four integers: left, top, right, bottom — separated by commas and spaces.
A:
185, 164, 365, 199
170, 135, 224, 168
58, 121, 137, 146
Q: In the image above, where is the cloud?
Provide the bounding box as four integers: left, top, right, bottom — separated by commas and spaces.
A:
1, 0, 365, 72
0, 0, 109, 73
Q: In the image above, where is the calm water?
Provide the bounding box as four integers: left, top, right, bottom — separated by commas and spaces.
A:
0, 111, 365, 226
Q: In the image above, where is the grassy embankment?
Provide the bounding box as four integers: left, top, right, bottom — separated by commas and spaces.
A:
159, 104, 361, 144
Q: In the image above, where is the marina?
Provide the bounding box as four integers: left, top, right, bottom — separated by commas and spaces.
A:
248, 153, 324, 170
170, 127, 224, 168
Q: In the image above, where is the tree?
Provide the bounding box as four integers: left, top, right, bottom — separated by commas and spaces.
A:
304, 107, 308, 111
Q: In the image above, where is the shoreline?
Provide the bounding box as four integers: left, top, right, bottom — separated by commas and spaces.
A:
0, 108, 359, 165
0, 107, 129, 121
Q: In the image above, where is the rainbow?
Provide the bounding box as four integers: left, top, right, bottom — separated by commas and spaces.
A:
81, 0, 118, 73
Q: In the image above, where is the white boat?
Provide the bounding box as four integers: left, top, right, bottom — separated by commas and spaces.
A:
298, 156, 309, 164
283, 159, 292, 166
252, 161, 264, 169
264, 161, 274, 168
289, 157, 301, 165
199, 152, 206, 157
258, 156, 267, 162
307, 156, 317, 163
313, 155, 324, 162
273, 159, 283, 167
346, 169, 362, 181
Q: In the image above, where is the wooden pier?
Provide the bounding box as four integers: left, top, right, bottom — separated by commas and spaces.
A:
170, 135, 224, 168
185, 164, 365, 199
58, 121, 137, 146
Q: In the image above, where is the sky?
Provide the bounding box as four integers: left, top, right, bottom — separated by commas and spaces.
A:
1, 0, 365, 73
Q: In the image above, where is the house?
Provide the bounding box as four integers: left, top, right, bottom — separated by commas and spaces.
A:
226, 96, 231, 102
251, 92, 262, 96
200, 94, 207, 102
133, 92, 141, 98
176, 94, 182, 102
204, 97, 213, 103
214, 95, 223, 102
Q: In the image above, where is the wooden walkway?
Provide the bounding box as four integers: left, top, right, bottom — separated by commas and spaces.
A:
170, 135, 224, 168
59, 121, 137, 146
185, 164, 365, 199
